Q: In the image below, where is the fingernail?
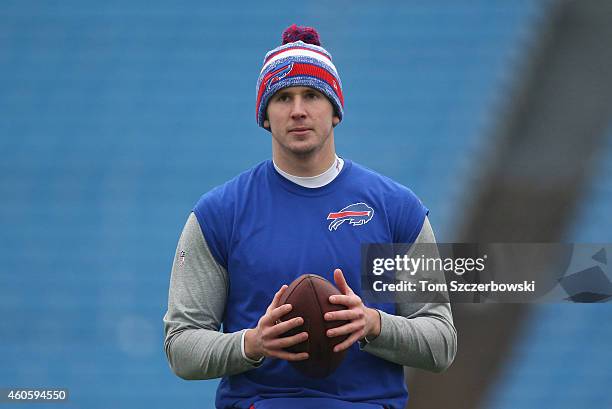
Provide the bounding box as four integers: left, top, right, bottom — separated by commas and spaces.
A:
325, 313, 331, 319
327, 330, 333, 336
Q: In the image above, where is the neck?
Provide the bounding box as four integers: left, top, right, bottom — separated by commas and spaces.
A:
272, 136, 336, 177
273, 155, 344, 188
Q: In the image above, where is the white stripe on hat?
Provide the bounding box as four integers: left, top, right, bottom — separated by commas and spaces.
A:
260, 48, 338, 75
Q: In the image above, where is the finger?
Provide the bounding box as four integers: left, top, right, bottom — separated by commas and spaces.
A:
263, 303, 293, 326
334, 268, 355, 295
326, 322, 362, 338
266, 331, 308, 349
267, 285, 288, 312
267, 316, 304, 338
324, 309, 363, 322
328, 294, 361, 307
333, 269, 353, 295
268, 350, 310, 361
333, 330, 364, 353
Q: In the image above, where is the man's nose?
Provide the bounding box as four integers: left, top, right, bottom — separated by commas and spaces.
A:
290, 97, 307, 119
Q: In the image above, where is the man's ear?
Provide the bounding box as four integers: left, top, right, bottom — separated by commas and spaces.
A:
263, 119, 270, 130
332, 116, 340, 127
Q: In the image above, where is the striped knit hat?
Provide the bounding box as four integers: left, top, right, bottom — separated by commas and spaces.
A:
256, 24, 344, 130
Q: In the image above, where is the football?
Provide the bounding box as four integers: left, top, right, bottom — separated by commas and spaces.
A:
278, 274, 350, 378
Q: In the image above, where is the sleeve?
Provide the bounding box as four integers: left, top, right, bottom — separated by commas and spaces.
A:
163, 212, 263, 380
359, 216, 458, 372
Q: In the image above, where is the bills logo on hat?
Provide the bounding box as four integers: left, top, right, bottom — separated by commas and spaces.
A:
266, 62, 294, 90
327, 203, 374, 231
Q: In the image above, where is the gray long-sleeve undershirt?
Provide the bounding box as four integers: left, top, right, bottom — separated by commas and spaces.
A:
163, 213, 457, 380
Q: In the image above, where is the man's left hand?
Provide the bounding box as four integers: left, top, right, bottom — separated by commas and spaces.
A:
324, 268, 381, 352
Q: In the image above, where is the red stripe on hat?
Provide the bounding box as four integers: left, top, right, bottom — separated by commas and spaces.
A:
256, 63, 344, 120
264, 46, 331, 64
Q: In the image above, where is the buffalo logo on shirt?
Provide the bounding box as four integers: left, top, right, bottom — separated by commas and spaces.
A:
327, 203, 374, 231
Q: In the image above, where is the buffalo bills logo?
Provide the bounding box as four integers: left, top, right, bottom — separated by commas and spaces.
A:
327, 202, 374, 231
266, 62, 294, 90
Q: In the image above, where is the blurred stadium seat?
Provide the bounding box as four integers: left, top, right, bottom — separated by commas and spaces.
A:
482, 128, 612, 409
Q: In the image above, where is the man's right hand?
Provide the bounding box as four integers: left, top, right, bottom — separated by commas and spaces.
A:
244, 285, 309, 362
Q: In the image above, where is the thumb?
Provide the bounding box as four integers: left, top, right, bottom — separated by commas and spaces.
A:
333, 268, 353, 295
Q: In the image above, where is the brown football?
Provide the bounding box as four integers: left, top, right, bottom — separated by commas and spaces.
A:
278, 274, 349, 378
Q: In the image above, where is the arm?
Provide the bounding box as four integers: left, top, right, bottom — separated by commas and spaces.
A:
163, 212, 263, 380
359, 216, 457, 372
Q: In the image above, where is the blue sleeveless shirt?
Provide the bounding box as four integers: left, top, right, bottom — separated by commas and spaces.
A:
193, 159, 428, 409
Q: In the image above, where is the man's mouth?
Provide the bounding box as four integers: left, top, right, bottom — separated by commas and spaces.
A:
289, 127, 311, 134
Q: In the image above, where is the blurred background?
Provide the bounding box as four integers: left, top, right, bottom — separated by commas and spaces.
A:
1, 0, 611, 408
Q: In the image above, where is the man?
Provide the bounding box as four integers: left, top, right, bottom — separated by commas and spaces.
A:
164, 24, 457, 409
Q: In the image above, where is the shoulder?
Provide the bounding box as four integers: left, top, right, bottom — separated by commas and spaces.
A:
349, 160, 424, 205
190, 161, 269, 267
347, 160, 429, 243
194, 160, 268, 211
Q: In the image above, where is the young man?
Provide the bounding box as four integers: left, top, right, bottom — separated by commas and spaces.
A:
164, 25, 457, 409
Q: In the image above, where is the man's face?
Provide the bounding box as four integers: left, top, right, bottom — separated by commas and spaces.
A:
264, 86, 340, 157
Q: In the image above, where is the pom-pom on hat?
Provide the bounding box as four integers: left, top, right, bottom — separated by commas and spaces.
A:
282, 24, 321, 45
256, 25, 344, 130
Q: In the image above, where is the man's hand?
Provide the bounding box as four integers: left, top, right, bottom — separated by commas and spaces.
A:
324, 268, 381, 352
244, 285, 309, 361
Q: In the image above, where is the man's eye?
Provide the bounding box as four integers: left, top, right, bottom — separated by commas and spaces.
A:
306, 93, 318, 99
277, 95, 290, 102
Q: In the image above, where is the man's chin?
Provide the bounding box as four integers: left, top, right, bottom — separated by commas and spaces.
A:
287, 145, 318, 157
283, 139, 321, 156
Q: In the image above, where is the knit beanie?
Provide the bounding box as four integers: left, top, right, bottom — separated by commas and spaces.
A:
255, 24, 344, 130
